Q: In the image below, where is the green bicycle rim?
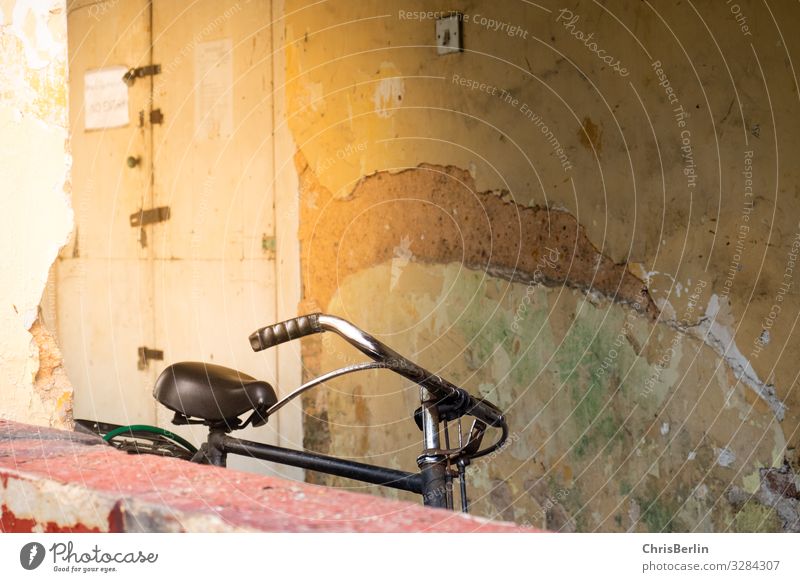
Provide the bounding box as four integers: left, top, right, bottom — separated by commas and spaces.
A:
102, 424, 198, 454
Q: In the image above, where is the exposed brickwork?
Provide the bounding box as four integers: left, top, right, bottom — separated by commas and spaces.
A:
30, 319, 73, 429
295, 151, 655, 318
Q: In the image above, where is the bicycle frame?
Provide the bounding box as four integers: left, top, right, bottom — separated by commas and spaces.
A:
198, 428, 439, 503
245, 314, 505, 509
184, 378, 454, 508
92, 313, 507, 512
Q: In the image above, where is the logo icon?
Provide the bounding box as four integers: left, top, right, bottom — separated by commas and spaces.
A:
20, 542, 46, 570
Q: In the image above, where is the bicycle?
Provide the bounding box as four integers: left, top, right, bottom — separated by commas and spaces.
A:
76, 313, 508, 512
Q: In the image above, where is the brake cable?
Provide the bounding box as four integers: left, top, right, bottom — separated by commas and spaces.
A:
264, 361, 390, 418
261, 358, 509, 460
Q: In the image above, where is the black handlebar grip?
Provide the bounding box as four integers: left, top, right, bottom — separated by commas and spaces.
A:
249, 313, 322, 352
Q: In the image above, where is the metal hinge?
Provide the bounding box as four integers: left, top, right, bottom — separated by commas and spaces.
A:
130, 206, 170, 228
123, 64, 161, 86
137, 347, 164, 370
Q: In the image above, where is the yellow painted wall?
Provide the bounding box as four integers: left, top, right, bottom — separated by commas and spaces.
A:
282, 0, 800, 530
0, 0, 73, 428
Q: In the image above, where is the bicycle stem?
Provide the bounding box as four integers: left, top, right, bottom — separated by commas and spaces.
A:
416, 386, 449, 509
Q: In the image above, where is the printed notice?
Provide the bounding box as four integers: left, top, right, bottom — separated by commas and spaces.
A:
194, 39, 234, 139
84, 66, 129, 130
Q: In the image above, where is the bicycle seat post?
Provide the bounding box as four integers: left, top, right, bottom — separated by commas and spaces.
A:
205, 427, 228, 467
417, 387, 449, 509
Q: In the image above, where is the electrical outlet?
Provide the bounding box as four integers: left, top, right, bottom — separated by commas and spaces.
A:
436, 14, 462, 55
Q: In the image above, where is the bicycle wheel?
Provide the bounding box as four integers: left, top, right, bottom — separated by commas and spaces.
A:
75, 419, 197, 460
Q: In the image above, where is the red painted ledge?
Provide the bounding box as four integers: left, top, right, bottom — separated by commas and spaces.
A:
0, 420, 533, 533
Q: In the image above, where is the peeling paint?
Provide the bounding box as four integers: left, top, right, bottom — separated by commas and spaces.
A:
0, 0, 73, 428
373, 63, 404, 118
295, 152, 655, 316
283, 0, 800, 532
305, 259, 786, 530
716, 447, 736, 468
9, 0, 64, 69
695, 294, 786, 420
1, 477, 110, 532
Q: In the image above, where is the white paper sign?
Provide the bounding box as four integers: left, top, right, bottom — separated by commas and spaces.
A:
194, 39, 234, 139
84, 66, 129, 130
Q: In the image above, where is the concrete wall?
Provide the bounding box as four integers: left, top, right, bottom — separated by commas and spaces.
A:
1, 419, 527, 532
0, 0, 73, 429
282, 0, 800, 531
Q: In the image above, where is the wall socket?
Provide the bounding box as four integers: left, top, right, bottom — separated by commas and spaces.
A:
436, 14, 462, 55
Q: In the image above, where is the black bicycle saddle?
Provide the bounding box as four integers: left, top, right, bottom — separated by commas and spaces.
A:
154, 362, 277, 426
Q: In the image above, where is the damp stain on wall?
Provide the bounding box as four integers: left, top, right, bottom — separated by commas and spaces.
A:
282, 0, 800, 531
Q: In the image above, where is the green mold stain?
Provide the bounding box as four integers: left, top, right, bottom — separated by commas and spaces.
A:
449, 274, 552, 392
556, 318, 626, 457
742, 471, 761, 494
638, 497, 676, 533
731, 501, 782, 532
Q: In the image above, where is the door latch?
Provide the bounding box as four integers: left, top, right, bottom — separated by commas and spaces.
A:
137, 347, 164, 370
130, 206, 170, 227
123, 64, 161, 86
137, 109, 165, 127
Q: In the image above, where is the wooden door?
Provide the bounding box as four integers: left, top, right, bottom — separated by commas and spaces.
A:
150, 0, 280, 472
62, 0, 157, 425
63, 1, 283, 474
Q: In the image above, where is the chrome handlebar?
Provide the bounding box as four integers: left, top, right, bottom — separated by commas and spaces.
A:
249, 313, 507, 430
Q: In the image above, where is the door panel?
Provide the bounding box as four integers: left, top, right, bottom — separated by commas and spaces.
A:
152, 258, 281, 472
63, 0, 283, 474
67, 0, 153, 258
63, 0, 157, 424
58, 259, 155, 425
151, 0, 275, 261
151, 0, 279, 470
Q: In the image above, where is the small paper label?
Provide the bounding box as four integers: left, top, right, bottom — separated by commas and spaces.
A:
194, 39, 234, 139
84, 66, 129, 130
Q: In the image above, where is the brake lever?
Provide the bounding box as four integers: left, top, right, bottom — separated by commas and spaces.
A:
459, 419, 487, 462
454, 419, 486, 514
